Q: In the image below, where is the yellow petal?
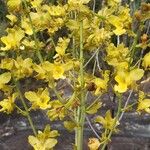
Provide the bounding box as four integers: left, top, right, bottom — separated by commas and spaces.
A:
21, 19, 33, 35
88, 138, 100, 150
113, 27, 126, 35
30, 0, 43, 8
25, 91, 39, 102
114, 83, 127, 93
142, 52, 150, 69
129, 68, 144, 82
137, 99, 150, 113
0, 58, 14, 70
0, 72, 11, 88
28, 136, 41, 150
1, 26, 24, 50
7, 0, 22, 12
6, 14, 17, 25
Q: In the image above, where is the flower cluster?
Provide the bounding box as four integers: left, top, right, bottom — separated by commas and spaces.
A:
0, 0, 149, 149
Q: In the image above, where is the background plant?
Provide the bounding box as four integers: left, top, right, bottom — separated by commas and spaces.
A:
0, 0, 149, 150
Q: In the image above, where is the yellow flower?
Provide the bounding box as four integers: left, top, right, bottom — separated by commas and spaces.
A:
54, 37, 70, 58
47, 18, 64, 34
106, 43, 129, 69
114, 68, 144, 93
21, 18, 33, 35
13, 57, 33, 79
107, 0, 121, 7
47, 100, 66, 121
25, 88, 51, 110
137, 99, 150, 113
29, 136, 57, 150
7, 0, 22, 12
127, 68, 144, 84
42, 61, 65, 80
52, 64, 65, 80
42, 5, 66, 17
0, 93, 18, 114
22, 39, 35, 48
92, 70, 109, 95
0, 26, 24, 50
107, 6, 131, 35
142, 52, 150, 69
93, 78, 107, 95
29, 11, 50, 30
28, 125, 59, 150
118, 6, 132, 28
34, 61, 67, 81
33, 64, 46, 80
88, 138, 100, 150
6, 14, 17, 25
137, 91, 150, 113
66, 19, 80, 31
114, 70, 128, 93
68, 0, 91, 13
95, 110, 119, 131
30, 0, 43, 8
0, 72, 11, 90
113, 27, 126, 35
86, 28, 111, 48
108, 15, 126, 35
0, 58, 14, 70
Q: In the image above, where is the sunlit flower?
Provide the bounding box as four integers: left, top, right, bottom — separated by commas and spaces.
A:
142, 52, 150, 69
88, 138, 100, 150
0, 93, 18, 114
0, 26, 24, 50
25, 88, 51, 110
0, 72, 11, 90
28, 125, 59, 150
114, 68, 144, 93
13, 57, 33, 79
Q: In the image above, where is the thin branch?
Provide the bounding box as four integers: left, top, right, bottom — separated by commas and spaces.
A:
92, 59, 97, 75
146, 21, 150, 35
93, 0, 96, 12
119, 90, 133, 121
84, 48, 99, 68
86, 116, 100, 139
117, 35, 120, 45
96, 51, 102, 71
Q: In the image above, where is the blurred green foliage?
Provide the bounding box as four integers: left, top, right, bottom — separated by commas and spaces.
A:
0, 0, 7, 21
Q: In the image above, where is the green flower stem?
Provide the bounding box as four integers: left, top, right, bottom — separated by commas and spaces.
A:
22, 0, 43, 63
75, 20, 86, 150
15, 81, 37, 136
101, 94, 122, 150
15, 104, 28, 116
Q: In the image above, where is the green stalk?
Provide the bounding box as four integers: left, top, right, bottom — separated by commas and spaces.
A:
101, 94, 122, 150
15, 81, 37, 136
75, 20, 86, 150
